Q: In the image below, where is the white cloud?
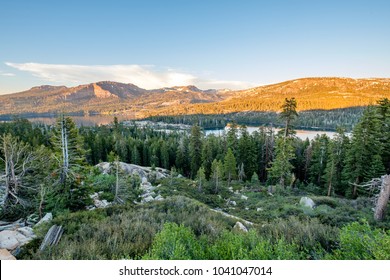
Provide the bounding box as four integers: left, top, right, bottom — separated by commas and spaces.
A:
0, 72, 15, 76
5, 62, 255, 90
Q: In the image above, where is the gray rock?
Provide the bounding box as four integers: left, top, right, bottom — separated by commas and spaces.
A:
299, 197, 315, 209
86, 206, 96, 211
154, 195, 164, 201
89, 193, 99, 199
141, 182, 155, 191
35, 213, 53, 227
233, 222, 248, 233
140, 191, 156, 198
94, 199, 111, 208
142, 195, 154, 203
230, 200, 237, 206
0, 230, 31, 250
257, 207, 263, 212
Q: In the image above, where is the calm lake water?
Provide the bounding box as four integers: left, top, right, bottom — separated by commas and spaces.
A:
3, 115, 339, 141
205, 126, 338, 141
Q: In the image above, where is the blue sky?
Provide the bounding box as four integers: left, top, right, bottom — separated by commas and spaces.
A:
1, 0, 389, 94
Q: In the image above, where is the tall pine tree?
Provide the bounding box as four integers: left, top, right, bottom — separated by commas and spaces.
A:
189, 125, 203, 178
343, 107, 385, 197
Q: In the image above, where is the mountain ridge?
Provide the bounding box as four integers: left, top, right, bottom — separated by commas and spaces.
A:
1, 77, 390, 118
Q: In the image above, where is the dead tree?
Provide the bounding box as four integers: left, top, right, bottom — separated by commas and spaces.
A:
0, 134, 39, 209
355, 175, 390, 221
374, 175, 390, 221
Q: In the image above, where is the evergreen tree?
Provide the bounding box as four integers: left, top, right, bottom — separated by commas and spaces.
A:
268, 98, 298, 188
201, 136, 215, 179
48, 115, 90, 212
226, 122, 238, 157
268, 137, 296, 187
189, 125, 203, 178
160, 141, 170, 169
196, 166, 206, 192
343, 107, 384, 197
308, 134, 330, 186
175, 140, 189, 176
211, 159, 224, 193
237, 126, 257, 178
377, 98, 390, 173
251, 172, 260, 186
262, 126, 275, 182
279, 97, 298, 138
323, 128, 349, 196
131, 144, 141, 165
223, 148, 237, 186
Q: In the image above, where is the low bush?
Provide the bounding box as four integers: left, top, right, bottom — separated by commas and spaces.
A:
328, 220, 390, 260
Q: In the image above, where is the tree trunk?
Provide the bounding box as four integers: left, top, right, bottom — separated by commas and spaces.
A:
60, 116, 69, 187
353, 177, 359, 198
374, 175, 390, 221
327, 161, 335, 197
115, 160, 119, 202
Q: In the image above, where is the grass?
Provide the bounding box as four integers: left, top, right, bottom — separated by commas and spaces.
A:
18, 176, 390, 260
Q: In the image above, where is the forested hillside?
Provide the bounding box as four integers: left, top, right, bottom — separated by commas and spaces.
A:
146, 106, 366, 131
0, 98, 389, 260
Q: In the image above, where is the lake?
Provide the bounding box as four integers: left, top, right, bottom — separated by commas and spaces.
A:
205, 126, 339, 141
2, 115, 340, 140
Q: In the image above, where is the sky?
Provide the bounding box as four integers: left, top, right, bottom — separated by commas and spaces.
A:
1, 0, 390, 94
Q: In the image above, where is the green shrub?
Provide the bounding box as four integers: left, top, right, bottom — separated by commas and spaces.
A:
329, 220, 390, 260
207, 230, 249, 260
143, 223, 204, 260
258, 216, 339, 258
207, 229, 303, 260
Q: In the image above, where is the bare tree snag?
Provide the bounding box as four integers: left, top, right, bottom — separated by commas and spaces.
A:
355, 175, 390, 221
374, 175, 390, 221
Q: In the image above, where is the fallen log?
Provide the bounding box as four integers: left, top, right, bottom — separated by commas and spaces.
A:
0, 218, 25, 231
39, 225, 63, 251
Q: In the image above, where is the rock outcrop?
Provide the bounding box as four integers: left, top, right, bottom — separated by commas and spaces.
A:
95, 162, 167, 205
0, 226, 36, 251
95, 162, 170, 181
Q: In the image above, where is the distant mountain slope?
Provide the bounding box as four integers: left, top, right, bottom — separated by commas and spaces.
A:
0, 77, 389, 117
150, 77, 390, 117
0, 81, 224, 116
